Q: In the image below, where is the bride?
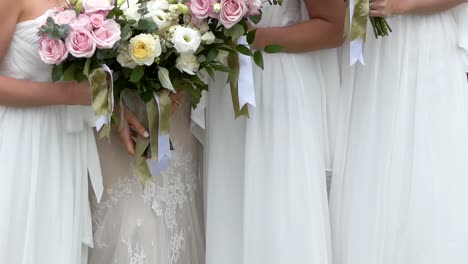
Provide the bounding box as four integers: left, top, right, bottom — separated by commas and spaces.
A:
330, 1, 468, 264
88, 91, 205, 263
205, 0, 344, 263
0, 0, 102, 263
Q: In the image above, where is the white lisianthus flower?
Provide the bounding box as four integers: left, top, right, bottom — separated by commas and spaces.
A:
201, 32, 216, 45
117, 45, 138, 69
149, 0, 170, 11
129, 34, 162, 66
176, 54, 200, 75
172, 26, 202, 54
151, 10, 172, 30
124, 5, 141, 21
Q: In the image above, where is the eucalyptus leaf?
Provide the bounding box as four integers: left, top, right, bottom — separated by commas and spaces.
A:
130, 66, 145, 83
264, 44, 285, 53
224, 24, 245, 41
236, 45, 253, 56
253, 50, 264, 70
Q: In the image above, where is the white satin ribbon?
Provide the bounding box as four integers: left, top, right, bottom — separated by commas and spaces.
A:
147, 93, 171, 176
94, 64, 115, 132
349, 0, 366, 65
237, 36, 256, 108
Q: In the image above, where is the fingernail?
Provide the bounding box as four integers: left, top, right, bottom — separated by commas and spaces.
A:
143, 131, 149, 138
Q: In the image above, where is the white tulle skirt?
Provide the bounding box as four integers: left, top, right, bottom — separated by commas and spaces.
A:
205, 47, 340, 264
0, 105, 99, 264
330, 9, 468, 264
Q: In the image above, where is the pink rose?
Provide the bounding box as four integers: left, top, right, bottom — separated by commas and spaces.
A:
90, 13, 105, 28
65, 29, 96, 58
38, 36, 69, 65
70, 14, 93, 31
82, 0, 114, 14
53, 10, 77, 26
246, 0, 262, 16
91, 20, 121, 49
189, 0, 214, 20
219, 0, 247, 29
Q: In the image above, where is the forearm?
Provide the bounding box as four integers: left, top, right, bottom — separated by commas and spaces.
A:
401, 0, 467, 14
253, 19, 344, 53
0, 76, 72, 107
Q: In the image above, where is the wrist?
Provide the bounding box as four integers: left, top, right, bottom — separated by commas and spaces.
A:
55, 82, 77, 105
394, 0, 411, 15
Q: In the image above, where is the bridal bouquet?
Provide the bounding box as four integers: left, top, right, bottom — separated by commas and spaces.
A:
37, 0, 280, 184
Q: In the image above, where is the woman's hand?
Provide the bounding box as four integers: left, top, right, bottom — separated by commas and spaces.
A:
115, 105, 149, 156
170, 91, 186, 115
369, 0, 405, 17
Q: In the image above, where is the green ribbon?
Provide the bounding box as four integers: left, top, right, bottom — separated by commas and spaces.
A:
88, 68, 112, 139
346, 0, 369, 42
228, 44, 249, 119
134, 91, 172, 186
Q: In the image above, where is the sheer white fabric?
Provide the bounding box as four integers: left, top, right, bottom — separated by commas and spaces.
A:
330, 9, 468, 264
454, 4, 468, 72
205, 0, 340, 263
89, 97, 205, 264
0, 11, 102, 264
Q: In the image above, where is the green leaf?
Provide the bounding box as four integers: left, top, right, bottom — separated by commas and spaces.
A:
253, 50, 264, 70
129, 66, 145, 83
63, 63, 80, 81
250, 12, 262, 24
236, 45, 253, 56
83, 58, 92, 77
224, 24, 246, 41
246, 30, 257, 45
51, 64, 64, 82
206, 48, 218, 63
204, 66, 215, 81
264, 44, 284, 53
211, 64, 230, 72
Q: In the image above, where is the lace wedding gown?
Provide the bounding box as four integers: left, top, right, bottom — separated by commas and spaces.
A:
0, 11, 102, 264
205, 1, 340, 263
89, 97, 205, 264
330, 5, 468, 264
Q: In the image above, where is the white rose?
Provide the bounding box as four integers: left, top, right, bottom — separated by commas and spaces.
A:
172, 26, 201, 54
117, 45, 138, 69
201, 32, 216, 45
151, 10, 172, 30
129, 34, 162, 66
176, 54, 200, 75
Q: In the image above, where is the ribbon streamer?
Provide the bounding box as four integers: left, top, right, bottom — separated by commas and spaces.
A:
348, 0, 369, 65
237, 36, 256, 109
134, 91, 172, 186
88, 64, 114, 138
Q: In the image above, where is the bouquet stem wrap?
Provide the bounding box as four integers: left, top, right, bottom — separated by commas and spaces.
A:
134, 91, 172, 186
88, 65, 114, 138
347, 0, 391, 65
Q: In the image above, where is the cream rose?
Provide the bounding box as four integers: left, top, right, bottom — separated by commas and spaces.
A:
129, 34, 162, 66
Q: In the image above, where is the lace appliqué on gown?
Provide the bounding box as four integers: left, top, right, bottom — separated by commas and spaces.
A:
91, 141, 200, 264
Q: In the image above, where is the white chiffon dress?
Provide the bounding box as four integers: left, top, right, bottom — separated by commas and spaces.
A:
205, 1, 341, 263
330, 5, 468, 264
0, 11, 103, 264
88, 97, 205, 264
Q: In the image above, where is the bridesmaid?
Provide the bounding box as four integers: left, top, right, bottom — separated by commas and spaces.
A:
330, 1, 468, 264
205, 0, 344, 263
0, 0, 101, 264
